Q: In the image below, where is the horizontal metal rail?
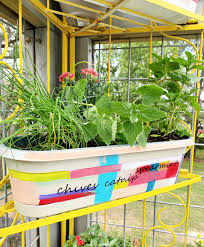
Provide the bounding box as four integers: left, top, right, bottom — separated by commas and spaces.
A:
90, 220, 204, 240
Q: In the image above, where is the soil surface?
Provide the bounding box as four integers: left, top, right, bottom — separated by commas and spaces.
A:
147, 130, 189, 142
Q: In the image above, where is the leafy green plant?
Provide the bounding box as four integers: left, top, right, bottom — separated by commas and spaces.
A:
148, 51, 202, 137
0, 51, 203, 151
64, 224, 120, 247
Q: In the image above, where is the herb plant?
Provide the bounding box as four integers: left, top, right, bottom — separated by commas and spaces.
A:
64, 224, 119, 247
0, 52, 202, 151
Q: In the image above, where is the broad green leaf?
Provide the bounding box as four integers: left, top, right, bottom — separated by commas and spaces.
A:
123, 120, 142, 146
73, 79, 87, 101
152, 53, 162, 61
109, 238, 119, 247
111, 101, 131, 118
96, 94, 112, 115
130, 110, 138, 123
168, 62, 180, 70
167, 71, 182, 81
149, 62, 163, 72
191, 101, 201, 112
68, 235, 75, 241
166, 81, 181, 93
136, 84, 166, 106
83, 106, 98, 120
112, 119, 117, 141
82, 123, 98, 142
144, 125, 151, 137
136, 129, 147, 147
73, 240, 77, 247
172, 57, 190, 67
63, 242, 68, 247
191, 64, 204, 71
97, 118, 112, 145
185, 51, 194, 60
138, 105, 166, 122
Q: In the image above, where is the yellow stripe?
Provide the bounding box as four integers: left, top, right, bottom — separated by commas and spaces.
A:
9, 169, 70, 182
113, 181, 129, 190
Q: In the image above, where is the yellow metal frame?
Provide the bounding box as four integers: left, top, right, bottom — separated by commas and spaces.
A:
0, 0, 204, 246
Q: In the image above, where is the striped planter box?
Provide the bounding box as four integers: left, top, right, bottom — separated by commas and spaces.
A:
0, 137, 193, 217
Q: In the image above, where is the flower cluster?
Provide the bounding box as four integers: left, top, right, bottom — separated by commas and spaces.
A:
58, 72, 74, 82
75, 235, 85, 246
81, 68, 98, 77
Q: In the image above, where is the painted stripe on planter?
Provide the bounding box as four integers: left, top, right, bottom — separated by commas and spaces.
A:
128, 161, 179, 186
39, 191, 94, 205
146, 163, 159, 192
94, 155, 119, 204
70, 164, 122, 179
39, 186, 96, 200
9, 169, 70, 182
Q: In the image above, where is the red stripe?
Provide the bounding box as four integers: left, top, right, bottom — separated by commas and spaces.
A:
70, 164, 121, 179
39, 192, 94, 205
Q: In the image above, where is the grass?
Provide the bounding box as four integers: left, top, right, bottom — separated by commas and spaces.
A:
92, 151, 204, 247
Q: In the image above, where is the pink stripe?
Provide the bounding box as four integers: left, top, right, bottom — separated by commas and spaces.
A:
70, 164, 121, 179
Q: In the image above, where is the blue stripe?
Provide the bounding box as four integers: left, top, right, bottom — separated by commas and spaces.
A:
146, 163, 159, 192
146, 180, 156, 192
94, 155, 119, 204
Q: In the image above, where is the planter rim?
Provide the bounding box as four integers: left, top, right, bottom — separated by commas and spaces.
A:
0, 137, 193, 162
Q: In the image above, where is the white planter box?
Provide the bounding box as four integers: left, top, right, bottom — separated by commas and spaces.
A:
0, 138, 193, 217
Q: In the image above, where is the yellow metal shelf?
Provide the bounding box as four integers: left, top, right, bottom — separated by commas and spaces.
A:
0, 170, 201, 237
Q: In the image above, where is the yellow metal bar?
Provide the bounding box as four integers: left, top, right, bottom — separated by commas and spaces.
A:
0, 23, 8, 60
69, 36, 75, 73
69, 218, 74, 235
47, 0, 51, 94
144, 226, 176, 247
146, 0, 204, 22
92, 0, 183, 27
54, 0, 150, 28
0, 213, 19, 246
47, 9, 90, 23
26, 0, 68, 33
72, 0, 129, 36
19, 0, 23, 83
74, 23, 204, 37
54, 0, 102, 14
21, 216, 25, 247
0, 200, 15, 218
107, 16, 111, 96
61, 221, 66, 247
0, 174, 9, 189
142, 199, 146, 247
148, 21, 152, 78
104, 209, 107, 231
47, 224, 50, 247
62, 16, 68, 89
184, 29, 203, 247
111, 15, 150, 28
0, 173, 200, 237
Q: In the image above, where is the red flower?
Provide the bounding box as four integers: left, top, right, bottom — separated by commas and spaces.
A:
75, 235, 85, 246
75, 235, 80, 240
81, 68, 98, 78
58, 72, 75, 82
198, 129, 204, 134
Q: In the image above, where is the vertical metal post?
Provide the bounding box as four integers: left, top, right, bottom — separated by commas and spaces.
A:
0, 24, 8, 247
123, 204, 126, 247
127, 39, 131, 102
152, 35, 164, 247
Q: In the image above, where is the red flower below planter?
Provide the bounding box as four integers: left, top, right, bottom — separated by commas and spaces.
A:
75, 235, 85, 246
59, 72, 74, 82
81, 68, 98, 78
